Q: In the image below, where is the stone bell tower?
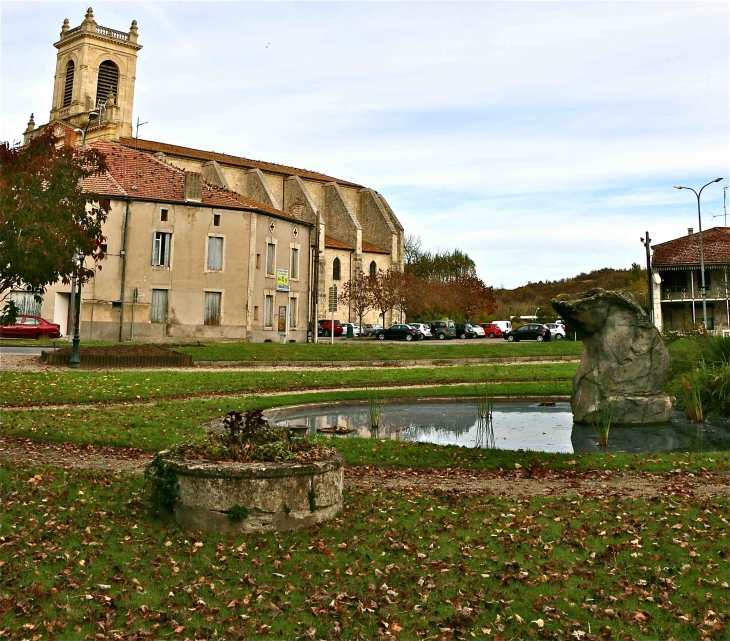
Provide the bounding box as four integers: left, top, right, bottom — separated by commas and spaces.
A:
47, 7, 141, 141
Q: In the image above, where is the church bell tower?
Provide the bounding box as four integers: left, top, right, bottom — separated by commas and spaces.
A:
46, 7, 141, 141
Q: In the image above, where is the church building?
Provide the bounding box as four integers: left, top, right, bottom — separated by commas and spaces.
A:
20, 8, 405, 342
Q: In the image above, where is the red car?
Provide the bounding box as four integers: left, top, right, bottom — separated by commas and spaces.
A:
479, 323, 503, 338
318, 319, 343, 337
1, 315, 62, 339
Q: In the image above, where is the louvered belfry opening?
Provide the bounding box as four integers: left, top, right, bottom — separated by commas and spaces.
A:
63, 61, 75, 107
95, 60, 119, 108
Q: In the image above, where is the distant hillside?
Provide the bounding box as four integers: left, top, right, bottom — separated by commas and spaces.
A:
488, 264, 649, 321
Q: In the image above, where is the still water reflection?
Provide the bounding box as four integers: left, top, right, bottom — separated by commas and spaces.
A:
271, 401, 730, 454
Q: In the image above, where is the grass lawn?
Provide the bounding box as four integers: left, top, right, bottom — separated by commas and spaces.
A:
2, 363, 577, 406
174, 339, 584, 362
1, 462, 727, 640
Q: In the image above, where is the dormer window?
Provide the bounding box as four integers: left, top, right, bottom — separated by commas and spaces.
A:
63, 61, 75, 107
96, 60, 119, 108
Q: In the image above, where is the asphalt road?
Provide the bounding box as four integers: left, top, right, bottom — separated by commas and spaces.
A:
0, 346, 59, 356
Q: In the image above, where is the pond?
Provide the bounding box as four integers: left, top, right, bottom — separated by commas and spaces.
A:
270, 400, 730, 454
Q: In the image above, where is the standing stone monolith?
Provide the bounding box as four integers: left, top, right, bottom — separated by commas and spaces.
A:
552, 288, 673, 425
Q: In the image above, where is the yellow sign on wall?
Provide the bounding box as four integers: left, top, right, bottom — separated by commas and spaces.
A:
276, 269, 290, 292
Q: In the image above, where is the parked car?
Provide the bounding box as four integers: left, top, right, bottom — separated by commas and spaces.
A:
409, 323, 432, 339
429, 320, 456, 340
361, 323, 383, 337
479, 323, 503, 338
376, 324, 424, 341
544, 322, 566, 339
470, 324, 486, 338
503, 323, 552, 342
318, 319, 343, 337
0, 315, 62, 340
341, 323, 361, 337
454, 323, 478, 339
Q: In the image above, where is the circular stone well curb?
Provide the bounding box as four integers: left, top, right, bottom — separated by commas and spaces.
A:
162, 452, 343, 533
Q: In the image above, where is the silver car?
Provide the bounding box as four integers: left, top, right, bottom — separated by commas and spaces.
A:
409, 323, 432, 339
362, 323, 383, 337
544, 322, 566, 339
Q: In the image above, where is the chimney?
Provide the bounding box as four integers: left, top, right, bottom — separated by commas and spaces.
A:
688, 228, 693, 236
184, 172, 202, 202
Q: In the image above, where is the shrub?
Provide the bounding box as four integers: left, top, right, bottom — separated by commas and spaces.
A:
168, 410, 335, 464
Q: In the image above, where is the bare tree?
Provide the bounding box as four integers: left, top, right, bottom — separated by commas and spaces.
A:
338, 272, 374, 329
403, 233, 422, 266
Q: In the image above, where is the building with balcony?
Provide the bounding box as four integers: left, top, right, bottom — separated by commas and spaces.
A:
651, 227, 730, 332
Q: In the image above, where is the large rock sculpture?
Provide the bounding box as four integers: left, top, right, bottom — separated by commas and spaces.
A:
552, 288, 673, 425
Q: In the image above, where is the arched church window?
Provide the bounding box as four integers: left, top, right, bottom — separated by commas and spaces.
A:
63, 61, 75, 107
95, 60, 119, 108
369, 261, 377, 277
333, 257, 341, 281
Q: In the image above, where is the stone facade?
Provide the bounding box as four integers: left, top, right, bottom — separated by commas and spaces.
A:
20, 8, 405, 342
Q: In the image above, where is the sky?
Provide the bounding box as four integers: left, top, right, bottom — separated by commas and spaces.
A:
1, 1, 728, 288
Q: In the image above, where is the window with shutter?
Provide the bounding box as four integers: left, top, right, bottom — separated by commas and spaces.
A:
290, 248, 299, 280
204, 292, 222, 325
264, 295, 274, 327
289, 297, 297, 328
266, 243, 275, 275
152, 232, 172, 266
207, 237, 223, 270
151, 290, 168, 323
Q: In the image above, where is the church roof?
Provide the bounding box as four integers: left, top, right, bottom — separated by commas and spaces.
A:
362, 241, 390, 254
84, 141, 306, 223
652, 227, 730, 267
118, 137, 364, 189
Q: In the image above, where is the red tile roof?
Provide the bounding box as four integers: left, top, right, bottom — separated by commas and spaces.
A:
84, 141, 303, 222
652, 227, 730, 266
311, 236, 354, 251
362, 241, 390, 255
118, 137, 364, 189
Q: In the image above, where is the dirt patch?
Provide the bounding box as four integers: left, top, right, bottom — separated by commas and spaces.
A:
1, 437, 727, 499
51, 344, 177, 357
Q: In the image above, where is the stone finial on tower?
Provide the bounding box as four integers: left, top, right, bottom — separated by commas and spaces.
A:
61, 18, 70, 36
82, 7, 96, 31
129, 19, 139, 43
25, 114, 35, 133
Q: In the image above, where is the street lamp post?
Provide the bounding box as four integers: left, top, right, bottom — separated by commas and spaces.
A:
68, 111, 99, 368
674, 178, 724, 329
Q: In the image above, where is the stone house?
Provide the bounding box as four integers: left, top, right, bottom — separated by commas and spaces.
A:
17, 8, 404, 341
651, 227, 730, 333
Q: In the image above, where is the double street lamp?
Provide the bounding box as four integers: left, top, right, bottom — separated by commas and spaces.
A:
673, 177, 724, 328
68, 111, 99, 368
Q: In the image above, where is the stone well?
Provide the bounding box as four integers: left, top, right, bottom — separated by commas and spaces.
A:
163, 453, 343, 533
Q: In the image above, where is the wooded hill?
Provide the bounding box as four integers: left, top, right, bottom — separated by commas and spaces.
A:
490, 264, 649, 322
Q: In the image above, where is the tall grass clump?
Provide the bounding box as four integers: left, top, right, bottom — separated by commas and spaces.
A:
588, 398, 614, 446
668, 335, 730, 419
367, 388, 382, 429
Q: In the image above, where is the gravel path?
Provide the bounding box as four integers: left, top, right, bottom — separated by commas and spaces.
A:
0, 353, 577, 373
1, 436, 726, 499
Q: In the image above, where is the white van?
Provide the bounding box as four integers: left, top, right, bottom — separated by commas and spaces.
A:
492, 320, 512, 334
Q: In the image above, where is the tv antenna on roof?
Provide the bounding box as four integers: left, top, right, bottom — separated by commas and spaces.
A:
135, 117, 148, 140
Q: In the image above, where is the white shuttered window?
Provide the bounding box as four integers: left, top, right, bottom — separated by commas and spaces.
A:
204, 292, 221, 325
290, 247, 299, 280
264, 295, 273, 327
266, 243, 275, 275
289, 297, 297, 328
207, 237, 223, 270
151, 289, 168, 323
152, 232, 171, 267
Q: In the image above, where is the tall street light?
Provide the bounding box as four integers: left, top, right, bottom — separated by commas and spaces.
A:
68, 111, 99, 368
674, 178, 724, 329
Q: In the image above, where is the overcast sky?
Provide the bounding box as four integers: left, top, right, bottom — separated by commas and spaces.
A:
2, 1, 728, 288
